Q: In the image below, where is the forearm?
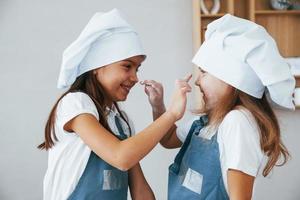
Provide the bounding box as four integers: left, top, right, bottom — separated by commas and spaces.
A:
117, 111, 177, 170
129, 164, 155, 200
151, 105, 178, 148
71, 113, 178, 171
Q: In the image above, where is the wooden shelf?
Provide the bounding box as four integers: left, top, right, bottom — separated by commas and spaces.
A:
193, 0, 300, 57
193, 0, 245, 50
295, 76, 300, 110
201, 13, 226, 18
255, 10, 300, 15
296, 76, 300, 88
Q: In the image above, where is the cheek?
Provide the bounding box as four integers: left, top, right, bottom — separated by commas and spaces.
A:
209, 83, 230, 103
200, 78, 214, 98
96, 74, 117, 92
203, 88, 218, 104
200, 78, 224, 105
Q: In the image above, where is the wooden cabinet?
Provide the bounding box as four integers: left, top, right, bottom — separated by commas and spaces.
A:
250, 0, 300, 57
192, 0, 300, 91
192, 0, 248, 52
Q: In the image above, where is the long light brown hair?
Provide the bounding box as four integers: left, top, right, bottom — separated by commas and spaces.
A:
38, 71, 132, 150
200, 88, 290, 177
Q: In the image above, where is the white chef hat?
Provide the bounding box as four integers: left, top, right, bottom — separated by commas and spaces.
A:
57, 8, 146, 89
192, 14, 295, 110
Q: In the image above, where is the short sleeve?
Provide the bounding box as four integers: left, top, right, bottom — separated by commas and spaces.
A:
56, 92, 99, 129
176, 116, 199, 142
218, 109, 264, 177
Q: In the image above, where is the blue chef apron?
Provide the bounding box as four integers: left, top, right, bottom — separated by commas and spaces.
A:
168, 116, 229, 200
68, 115, 130, 200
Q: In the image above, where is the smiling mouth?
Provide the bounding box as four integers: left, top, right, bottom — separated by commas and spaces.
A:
121, 84, 133, 93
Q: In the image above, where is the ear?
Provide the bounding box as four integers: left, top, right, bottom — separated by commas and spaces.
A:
93, 70, 97, 75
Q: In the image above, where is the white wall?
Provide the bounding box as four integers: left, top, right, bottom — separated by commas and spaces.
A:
0, 1, 299, 199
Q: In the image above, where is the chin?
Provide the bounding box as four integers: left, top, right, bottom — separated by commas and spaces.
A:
116, 95, 128, 102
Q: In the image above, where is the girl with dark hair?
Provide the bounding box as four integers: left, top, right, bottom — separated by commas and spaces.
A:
39, 9, 191, 200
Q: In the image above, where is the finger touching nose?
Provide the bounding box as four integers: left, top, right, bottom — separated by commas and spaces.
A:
183, 74, 192, 82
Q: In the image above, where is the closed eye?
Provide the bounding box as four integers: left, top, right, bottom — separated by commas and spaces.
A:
123, 63, 141, 72
121, 60, 141, 73
122, 62, 132, 70
199, 68, 206, 74
123, 64, 131, 68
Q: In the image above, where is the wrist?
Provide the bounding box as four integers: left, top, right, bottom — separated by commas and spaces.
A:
152, 104, 166, 114
164, 110, 177, 122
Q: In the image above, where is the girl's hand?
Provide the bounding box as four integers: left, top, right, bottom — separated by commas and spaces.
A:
140, 80, 165, 112
167, 74, 192, 120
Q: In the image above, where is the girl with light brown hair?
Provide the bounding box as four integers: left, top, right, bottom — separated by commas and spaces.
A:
143, 14, 295, 200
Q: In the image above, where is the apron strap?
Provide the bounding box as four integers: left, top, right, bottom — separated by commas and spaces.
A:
171, 115, 208, 174
114, 115, 128, 139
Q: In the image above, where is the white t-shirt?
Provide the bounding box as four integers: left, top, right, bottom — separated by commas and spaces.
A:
176, 108, 265, 194
43, 92, 134, 200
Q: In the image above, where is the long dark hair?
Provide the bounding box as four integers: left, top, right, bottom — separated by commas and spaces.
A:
199, 88, 290, 177
38, 71, 132, 150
